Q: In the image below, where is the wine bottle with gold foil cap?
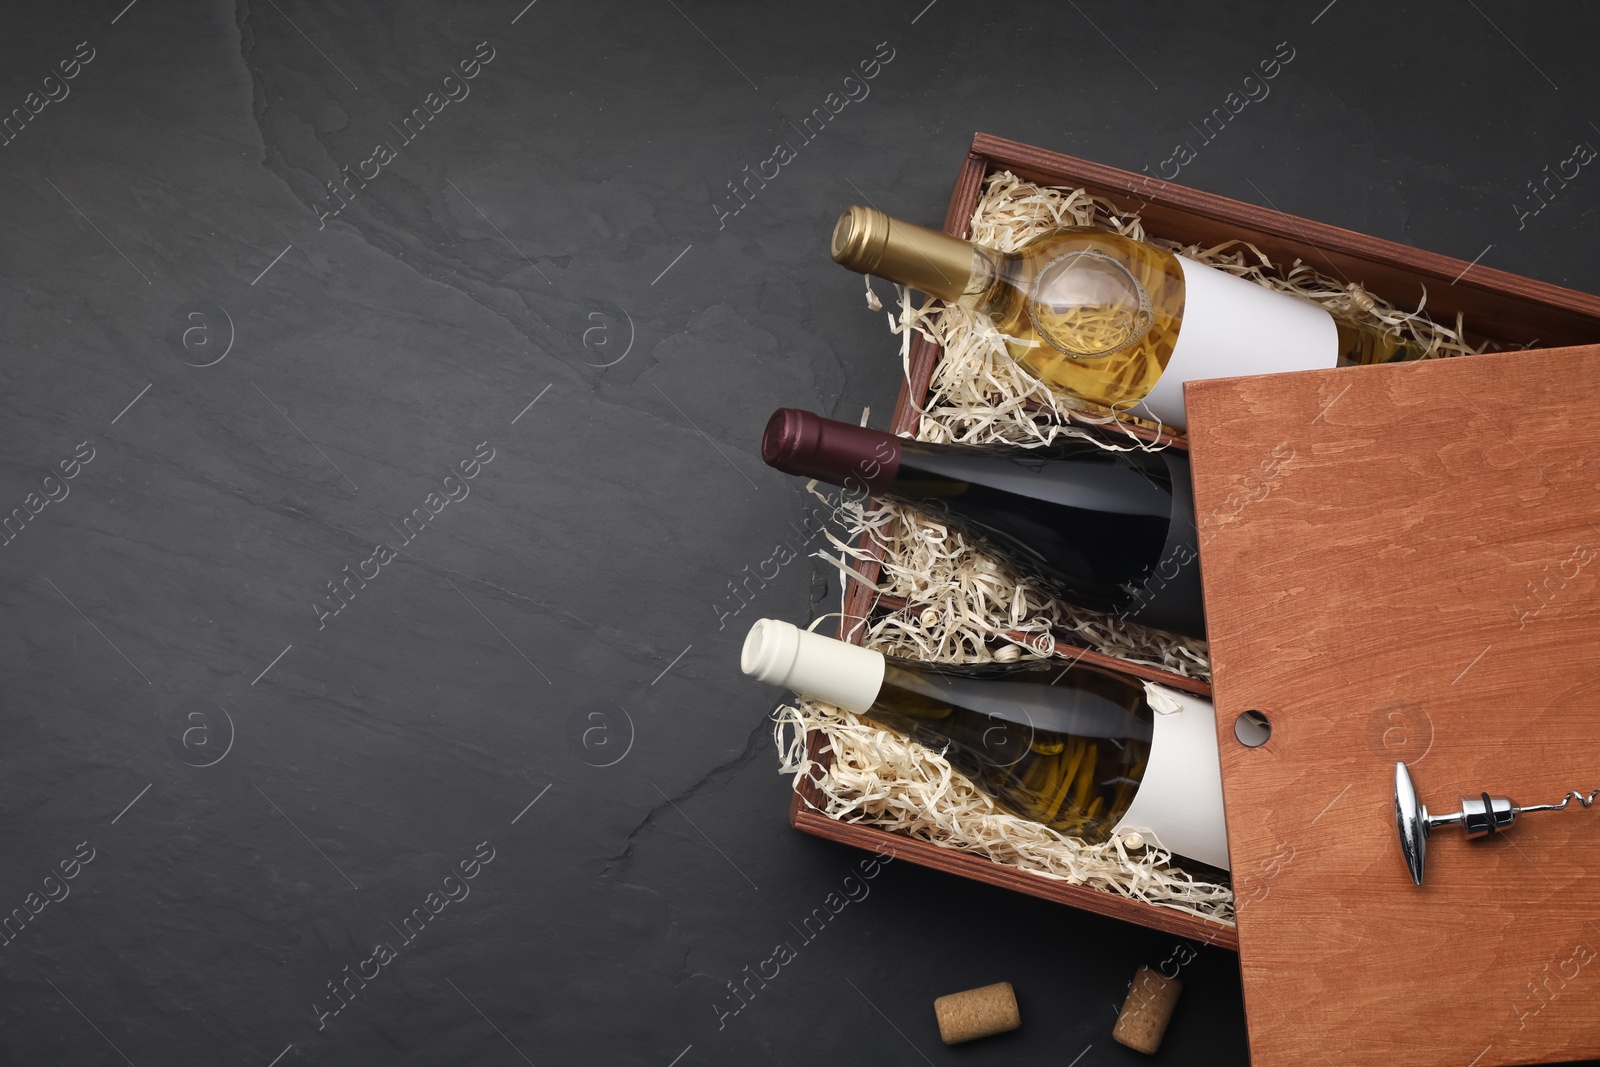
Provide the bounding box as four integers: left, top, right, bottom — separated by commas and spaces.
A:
832, 205, 1420, 432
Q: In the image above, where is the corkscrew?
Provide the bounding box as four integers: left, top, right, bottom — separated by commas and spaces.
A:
1394, 762, 1600, 885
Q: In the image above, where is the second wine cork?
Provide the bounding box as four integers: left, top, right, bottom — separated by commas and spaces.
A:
933, 981, 1020, 1045
1113, 965, 1182, 1054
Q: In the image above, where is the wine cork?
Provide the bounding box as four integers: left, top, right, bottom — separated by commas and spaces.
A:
933, 981, 1020, 1044
1113, 966, 1181, 1054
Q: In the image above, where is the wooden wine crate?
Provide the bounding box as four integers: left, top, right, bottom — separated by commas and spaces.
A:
786, 132, 1600, 951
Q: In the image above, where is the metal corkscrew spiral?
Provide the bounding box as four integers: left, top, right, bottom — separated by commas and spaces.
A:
1393, 763, 1600, 885
1514, 788, 1600, 815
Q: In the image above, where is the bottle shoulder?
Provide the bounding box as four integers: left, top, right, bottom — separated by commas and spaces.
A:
883, 655, 1146, 697
883, 656, 1057, 680
878, 656, 1157, 733
1007, 226, 1174, 262
892, 434, 1177, 508
899, 431, 1172, 465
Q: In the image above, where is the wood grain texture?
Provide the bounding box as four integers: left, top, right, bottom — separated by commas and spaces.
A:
1186, 344, 1600, 1067
795, 130, 1600, 951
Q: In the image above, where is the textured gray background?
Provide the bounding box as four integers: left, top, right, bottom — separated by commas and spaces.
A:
2, 1, 1597, 1065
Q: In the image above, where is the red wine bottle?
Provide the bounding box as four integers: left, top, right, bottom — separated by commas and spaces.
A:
761, 409, 1204, 639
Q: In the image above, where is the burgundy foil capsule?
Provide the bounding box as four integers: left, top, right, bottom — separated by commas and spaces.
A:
761, 408, 901, 497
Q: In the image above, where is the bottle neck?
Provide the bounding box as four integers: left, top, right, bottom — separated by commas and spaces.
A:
762, 409, 1174, 519
831, 205, 980, 302
761, 408, 902, 495
741, 618, 885, 713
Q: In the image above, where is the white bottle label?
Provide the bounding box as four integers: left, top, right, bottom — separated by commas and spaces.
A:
1136, 255, 1339, 432
1112, 683, 1230, 870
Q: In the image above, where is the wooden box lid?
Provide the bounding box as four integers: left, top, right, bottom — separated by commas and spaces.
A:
1186, 345, 1600, 1067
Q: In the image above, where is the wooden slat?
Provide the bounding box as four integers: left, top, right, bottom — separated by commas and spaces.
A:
790, 805, 1239, 949
867, 591, 1213, 698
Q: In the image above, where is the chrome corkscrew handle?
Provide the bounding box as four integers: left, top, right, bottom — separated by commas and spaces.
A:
1393, 763, 1600, 885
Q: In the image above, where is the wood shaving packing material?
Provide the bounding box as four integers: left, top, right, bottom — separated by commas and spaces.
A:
774, 698, 1235, 923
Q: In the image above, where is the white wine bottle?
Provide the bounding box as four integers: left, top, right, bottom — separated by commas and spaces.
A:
743, 618, 1229, 869
831, 205, 1420, 432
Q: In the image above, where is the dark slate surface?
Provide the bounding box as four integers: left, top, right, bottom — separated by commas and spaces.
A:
2, 2, 1597, 1064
